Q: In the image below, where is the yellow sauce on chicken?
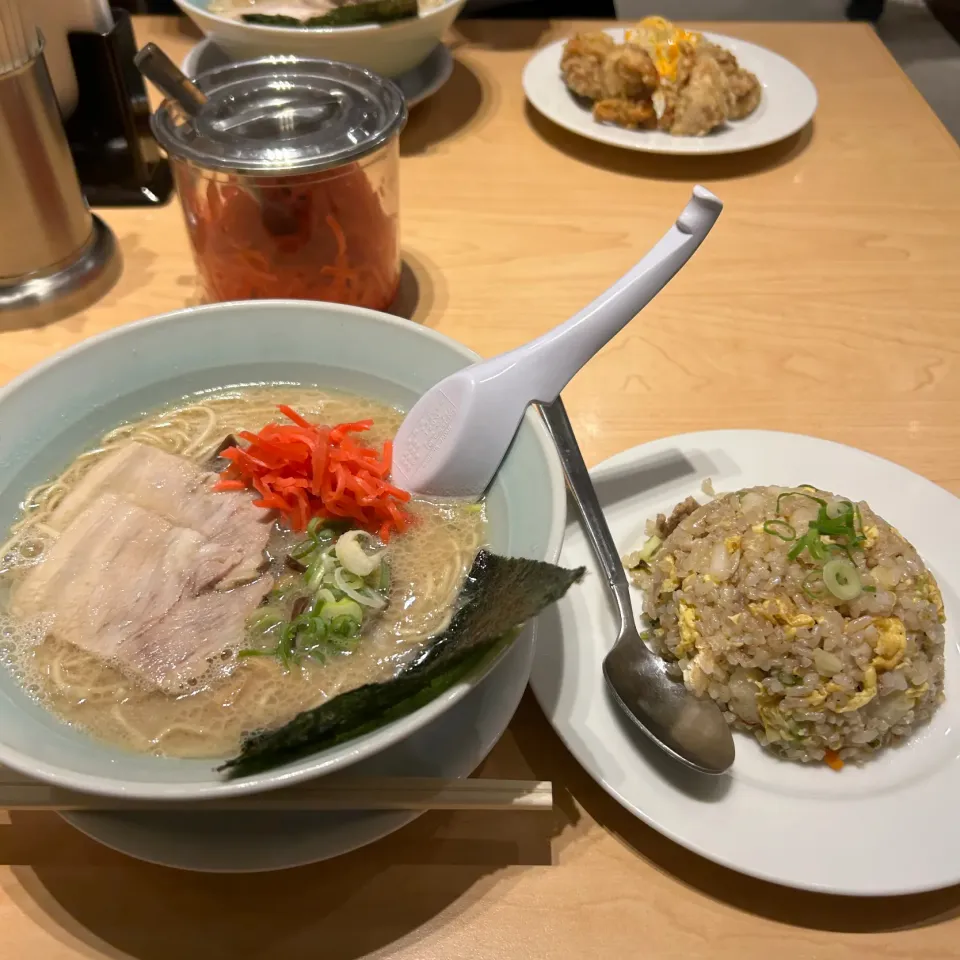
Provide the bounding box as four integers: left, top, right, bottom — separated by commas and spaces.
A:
626, 16, 701, 82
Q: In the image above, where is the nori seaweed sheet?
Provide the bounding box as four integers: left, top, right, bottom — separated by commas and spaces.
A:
219, 550, 583, 777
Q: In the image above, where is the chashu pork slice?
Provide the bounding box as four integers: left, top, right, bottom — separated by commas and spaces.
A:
12, 493, 239, 658
49, 441, 272, 588
127, 580, 273, 692
12, 493, 273, 692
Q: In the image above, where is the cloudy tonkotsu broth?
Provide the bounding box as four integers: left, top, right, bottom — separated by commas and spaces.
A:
0, 387, 485, 758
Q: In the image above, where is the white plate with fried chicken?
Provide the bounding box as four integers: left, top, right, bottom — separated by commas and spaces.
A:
523, 19, 817, 155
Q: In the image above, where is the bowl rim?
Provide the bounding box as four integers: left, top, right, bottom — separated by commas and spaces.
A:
0, 300, 566, 799
174, 0, 463, 36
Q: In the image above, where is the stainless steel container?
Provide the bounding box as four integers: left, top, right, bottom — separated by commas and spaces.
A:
0, 33, 119, 325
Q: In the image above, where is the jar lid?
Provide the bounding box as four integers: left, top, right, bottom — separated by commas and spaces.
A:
151, 57, 406, 175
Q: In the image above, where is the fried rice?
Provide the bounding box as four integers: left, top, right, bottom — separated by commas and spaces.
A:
623, 485, 946, 768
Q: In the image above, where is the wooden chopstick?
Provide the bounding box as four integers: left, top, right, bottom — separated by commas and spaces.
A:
0, 770, 552, 812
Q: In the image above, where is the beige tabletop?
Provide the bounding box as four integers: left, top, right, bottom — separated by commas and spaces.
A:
1, 14, 960, 960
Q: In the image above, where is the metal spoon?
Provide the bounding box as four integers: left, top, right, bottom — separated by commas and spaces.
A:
539, 398, 735, 776
134, 43, 298, 236
134, 42, 207, 114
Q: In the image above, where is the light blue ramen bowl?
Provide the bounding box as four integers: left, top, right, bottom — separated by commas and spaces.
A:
0, 301, 565, 799
173, 0, 467, 78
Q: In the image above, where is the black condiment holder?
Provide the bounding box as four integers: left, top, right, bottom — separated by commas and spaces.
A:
64, 8, 173, 207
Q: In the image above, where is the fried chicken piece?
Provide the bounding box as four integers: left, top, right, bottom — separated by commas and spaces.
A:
560, 32, 617, 101
600, 45, 659, 100
561, 32, 659, 107
698, 40, 762, 119
561, 28, 758, 136
725, 67, 761, 119
660, 53, 732, 137
593, 97, 657, 129
697, 40, 736, 71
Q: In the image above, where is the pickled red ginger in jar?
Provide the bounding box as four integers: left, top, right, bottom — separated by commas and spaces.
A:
151, 58, 406, 309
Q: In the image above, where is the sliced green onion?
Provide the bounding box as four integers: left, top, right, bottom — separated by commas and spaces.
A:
238, 646, 277, 659
328, 615, 362, 641
807, 536, 829, 563
787, 528, 831, 564
853, 503, 866, 540
247, 608, 285, 631
299, 617, 331, 660
308, 615, 330, 638
277, 622, 298, 667
340, 570, 365, 590
305, 548, 336, 592
310, 588, 337, 615
289, 538, 317, 560
307, 516, 323, 538
822, 557, 862, 601
304, 550, 325, 583
789, 531, 817, 562
816, 510, 854, 538
317, 597, 363, 624
825, 500, 853, 520
862, 585, 877, 593
636, 535, 663, 563
763, 519, 796, 541
330, 615, 360, 636
245, 523, 389, 667
815, 502, 865, 549
333, 565, 386, 609
787, 536, 808, 561
374, 559, 391, 599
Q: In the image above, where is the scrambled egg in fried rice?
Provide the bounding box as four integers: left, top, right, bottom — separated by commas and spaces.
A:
624, 485, 945, 769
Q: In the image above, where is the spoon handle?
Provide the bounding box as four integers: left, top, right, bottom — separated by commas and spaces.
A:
539, 399, 633, 628
392, 188, 721, 499
135, 42, 207, 115
510, 186, 722, 405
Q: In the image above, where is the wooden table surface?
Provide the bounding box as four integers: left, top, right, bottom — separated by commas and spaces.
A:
1, 15, 960, 960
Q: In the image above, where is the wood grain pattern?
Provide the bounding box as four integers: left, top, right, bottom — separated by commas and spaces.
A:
0, 16, 958, 960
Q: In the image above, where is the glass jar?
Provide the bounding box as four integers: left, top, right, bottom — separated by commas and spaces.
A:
151, 58, 406, 310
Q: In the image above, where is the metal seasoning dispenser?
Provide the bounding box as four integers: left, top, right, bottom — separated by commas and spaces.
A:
0, 1, 120, 326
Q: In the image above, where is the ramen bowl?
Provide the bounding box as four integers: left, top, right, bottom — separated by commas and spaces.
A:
0, 300, 565, 799
173, 0, 466, 78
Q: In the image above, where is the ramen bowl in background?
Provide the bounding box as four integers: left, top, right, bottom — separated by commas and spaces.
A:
172, 0, 466, 78
0, 300, 565, 799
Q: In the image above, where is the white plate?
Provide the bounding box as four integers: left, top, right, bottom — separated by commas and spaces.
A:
522, 31, 817, 156
530, 430, 960, 895
63, 618, 537, 872
182, 38, 454, 108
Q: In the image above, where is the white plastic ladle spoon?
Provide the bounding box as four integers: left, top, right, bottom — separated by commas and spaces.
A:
391, 185, 723, 498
